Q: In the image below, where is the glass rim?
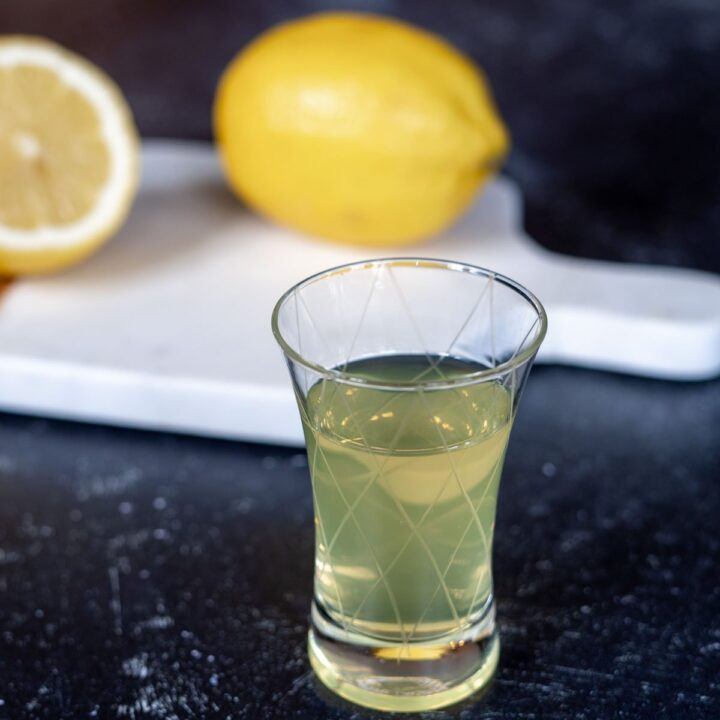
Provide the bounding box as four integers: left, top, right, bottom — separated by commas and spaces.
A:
271, 257, 548, 390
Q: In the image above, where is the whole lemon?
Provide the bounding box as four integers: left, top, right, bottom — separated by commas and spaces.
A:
214, 13, 509, 245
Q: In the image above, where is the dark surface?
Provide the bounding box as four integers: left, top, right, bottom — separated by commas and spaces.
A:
0, 368, 719, 719
1, 1, 720, 718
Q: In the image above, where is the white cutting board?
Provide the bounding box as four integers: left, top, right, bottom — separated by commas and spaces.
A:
0, 140, 718, 446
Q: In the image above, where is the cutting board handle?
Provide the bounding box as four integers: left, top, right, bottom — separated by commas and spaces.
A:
528, 242, 720, 379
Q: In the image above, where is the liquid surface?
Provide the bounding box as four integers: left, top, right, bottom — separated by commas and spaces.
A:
302, 355, 513, 643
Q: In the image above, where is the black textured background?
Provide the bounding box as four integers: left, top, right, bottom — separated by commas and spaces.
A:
1, 2, 719, 718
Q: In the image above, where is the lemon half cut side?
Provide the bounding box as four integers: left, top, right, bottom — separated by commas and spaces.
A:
0, 36, 139, 274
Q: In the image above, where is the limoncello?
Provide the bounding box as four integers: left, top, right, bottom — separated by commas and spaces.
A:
302, 354, 512, 644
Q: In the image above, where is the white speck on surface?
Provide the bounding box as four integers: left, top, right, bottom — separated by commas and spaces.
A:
233, 497, 254, 514
528, 502, 550, 518
108, 565, 123, 636
136, 616, 174, 631
700, 642, 720, 655
0, 549, 23, 565
541, 462, 557, 477
560, 530, 593, 552
75, 467, 142, 502
152, 497, 168, 511
289, 453, 307, 468
108, 530, 151, 554
190, 649, 202, 660
256, 618, 277, 632
119, 502, 134, 515
116, 652, 210, 719
122, 654, 151, 680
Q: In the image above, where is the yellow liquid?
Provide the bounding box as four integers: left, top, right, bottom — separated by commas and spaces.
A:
302, 355, 512, 645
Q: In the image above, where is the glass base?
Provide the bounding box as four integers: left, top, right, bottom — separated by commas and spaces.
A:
308, 600, 499, 712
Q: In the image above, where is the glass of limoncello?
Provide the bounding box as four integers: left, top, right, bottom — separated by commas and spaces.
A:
272, 258, 547, 712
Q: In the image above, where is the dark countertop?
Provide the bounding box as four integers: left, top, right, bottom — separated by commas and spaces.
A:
1, 367, 718, 719
2, 1, 720, 718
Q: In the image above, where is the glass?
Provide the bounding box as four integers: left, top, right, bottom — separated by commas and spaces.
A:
272, 258, 547, 712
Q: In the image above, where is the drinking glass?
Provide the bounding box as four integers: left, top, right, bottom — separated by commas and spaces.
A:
272, 258, 547, 712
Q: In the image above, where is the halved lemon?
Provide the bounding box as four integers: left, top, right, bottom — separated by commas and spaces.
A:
0, 36, 139, 274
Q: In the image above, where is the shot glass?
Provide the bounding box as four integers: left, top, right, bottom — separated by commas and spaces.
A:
272, 258, 547, 712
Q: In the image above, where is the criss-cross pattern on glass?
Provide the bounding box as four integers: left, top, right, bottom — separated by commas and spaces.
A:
285, 264, 541, 650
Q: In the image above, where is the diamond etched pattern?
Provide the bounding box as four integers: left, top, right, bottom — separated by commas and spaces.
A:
277, 260, 544, 649
306, 376, 510, 647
